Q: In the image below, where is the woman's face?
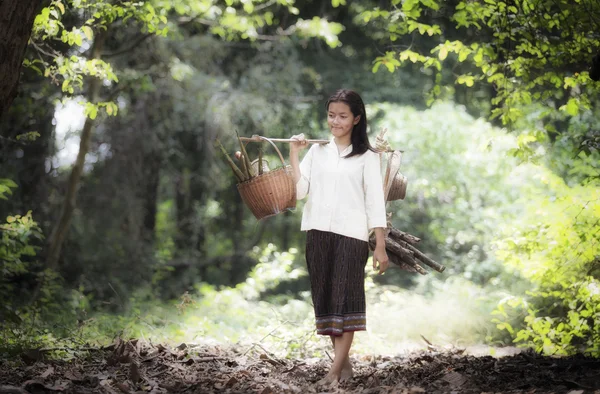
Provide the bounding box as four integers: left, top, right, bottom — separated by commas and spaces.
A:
327, 101, 360, 140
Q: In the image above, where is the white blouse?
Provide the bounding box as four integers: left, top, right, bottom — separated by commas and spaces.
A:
296, 139, 387, 242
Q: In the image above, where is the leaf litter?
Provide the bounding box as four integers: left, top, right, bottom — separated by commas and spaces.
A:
1, 338, 599, 394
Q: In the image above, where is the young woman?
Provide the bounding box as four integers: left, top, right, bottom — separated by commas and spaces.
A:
289, 89, 389, 384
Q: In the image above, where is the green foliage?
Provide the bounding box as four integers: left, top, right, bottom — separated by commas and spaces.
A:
371, 102, 538, 288
0, 178, 17, 200
15, 131, 42, 142
361, 0, 600, 157
30, 0, 168, 119
70, 245, 320, 359
492, 175, 600, 355
0, 210, 72, 354
154, 200, 177, 264
10, 0, 600, 358
371, 102, 599, 353
8, 245, 507, 359
28, 0, 346, 120
364, 276, 508, 353
0, 211, 44, 297
237, 244, 306, 301
294, 17, 344, 48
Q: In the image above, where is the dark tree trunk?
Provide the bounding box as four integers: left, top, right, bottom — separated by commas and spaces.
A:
0, 77, 55, 226
18, 111, 54, 220
175, 168, 194, 250
46, 30, 107, 270
0, 0, 44, 119
142, 152, 161, 241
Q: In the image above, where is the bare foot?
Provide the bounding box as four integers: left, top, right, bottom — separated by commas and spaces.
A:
340, 358, 353, 382
317, 371, 340, 386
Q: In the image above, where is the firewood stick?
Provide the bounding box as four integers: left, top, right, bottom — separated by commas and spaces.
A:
389, 227, 421, 244
382, 238, 428, 275
369, 235, 412, 259
215, 139, 245, 182
369, 238, 428, 275
237, 131, 255, 178
380, 236, 413, 258
400, 240, 446, 273
389, 253, 418, 273
400, 253, 428, 275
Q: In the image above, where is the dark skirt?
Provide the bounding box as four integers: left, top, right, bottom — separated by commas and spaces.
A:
305, 229, 370, 336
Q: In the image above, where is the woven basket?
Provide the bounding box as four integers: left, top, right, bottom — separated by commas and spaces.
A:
237, 137, 296, 220
383, 150, 408, 202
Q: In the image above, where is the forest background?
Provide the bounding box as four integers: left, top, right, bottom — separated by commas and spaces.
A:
1, 0, 599, 360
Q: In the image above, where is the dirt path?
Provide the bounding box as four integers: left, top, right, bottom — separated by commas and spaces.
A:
1, 339, 599, 393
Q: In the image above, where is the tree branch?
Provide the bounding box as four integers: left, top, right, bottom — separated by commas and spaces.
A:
102, 32, 153, 58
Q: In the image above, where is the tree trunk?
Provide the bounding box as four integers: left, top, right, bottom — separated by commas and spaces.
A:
0, 0, 44, 119
46, 30, 107, 269
175, 168, 193, 250
142, 152, 160, 241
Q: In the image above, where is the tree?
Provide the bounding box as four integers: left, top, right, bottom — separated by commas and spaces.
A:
30, 0, 344, 270
362, 0, 600, 160
36, 1, 164, 269
0, 0, 44, 119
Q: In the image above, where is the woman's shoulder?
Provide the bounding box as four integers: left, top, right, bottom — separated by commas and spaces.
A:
311, 141, 331, 153
362, 148, 382, 160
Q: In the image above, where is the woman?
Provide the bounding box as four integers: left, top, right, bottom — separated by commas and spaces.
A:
289, 89, 389, 384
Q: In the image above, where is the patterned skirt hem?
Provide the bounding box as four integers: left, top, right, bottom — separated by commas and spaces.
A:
315, 313, 366, 337
316, 327, 367, 337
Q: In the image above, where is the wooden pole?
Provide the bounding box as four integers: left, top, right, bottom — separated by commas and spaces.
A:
239, 135, 329, 144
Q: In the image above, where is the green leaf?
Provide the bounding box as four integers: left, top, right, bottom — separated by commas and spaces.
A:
84, 103, 98, 120
565, 98, 579, 116
0, 179, 17, 188
56, 1, 65, 14
438, 47, 448, 60
243, 2, 254, 13
81, 26, 93, 40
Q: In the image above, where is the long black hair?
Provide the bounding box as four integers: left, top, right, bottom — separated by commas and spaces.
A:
326, 89, 376, 158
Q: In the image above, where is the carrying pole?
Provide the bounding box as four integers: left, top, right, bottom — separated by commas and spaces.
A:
239, 134, 329, 145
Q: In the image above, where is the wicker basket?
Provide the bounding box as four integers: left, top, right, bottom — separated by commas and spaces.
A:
383, 150, 408, 202
237, 137, 296, 220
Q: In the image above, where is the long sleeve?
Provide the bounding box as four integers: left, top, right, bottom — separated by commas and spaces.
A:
296, 145, 314, 200
363, 151, 387, 230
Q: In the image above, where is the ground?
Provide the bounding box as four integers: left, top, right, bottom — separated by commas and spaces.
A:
1, 339, 599, 394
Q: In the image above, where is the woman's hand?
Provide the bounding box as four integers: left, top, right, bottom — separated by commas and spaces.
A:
290, 133, 308, 153
373, 245, 389, 275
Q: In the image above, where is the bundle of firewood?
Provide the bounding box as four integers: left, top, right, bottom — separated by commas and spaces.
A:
368, 228, 445, 275
371, 129, 445, 275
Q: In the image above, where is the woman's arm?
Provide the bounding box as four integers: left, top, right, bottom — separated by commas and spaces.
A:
290, 133, 312, 200
289, 134, 306, 184
372, 227, 389, 274
364, 151, 389, 274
